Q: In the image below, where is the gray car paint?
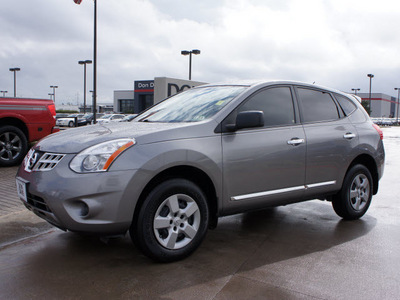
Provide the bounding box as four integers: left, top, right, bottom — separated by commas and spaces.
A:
16, 80, 385, 235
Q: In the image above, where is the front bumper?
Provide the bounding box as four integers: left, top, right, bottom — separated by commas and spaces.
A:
16, 154, 139, 235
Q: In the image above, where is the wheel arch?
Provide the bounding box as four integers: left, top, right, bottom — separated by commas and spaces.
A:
133, 165, 219, 230
347, 154, 379, 195
0, 117, 29, 141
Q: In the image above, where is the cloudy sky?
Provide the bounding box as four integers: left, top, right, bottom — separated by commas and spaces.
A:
1, 0, 400, 104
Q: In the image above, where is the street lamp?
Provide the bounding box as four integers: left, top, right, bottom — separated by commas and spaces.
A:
48, 93, 54, 100
79, 60, 92, 114
0, 91, 7, 97
50, 85, 58, 103
351, 88, 360, 95
73, 0, 97, 123
9, 67, 20, 97
367, 74, 374, 115
395, 88, 400, 125
181, 49, 201, 80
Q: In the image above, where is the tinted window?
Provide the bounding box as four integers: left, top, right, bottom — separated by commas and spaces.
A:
297, 88, 339, 123
335, 94, 357, 116
238, 87, 295, 127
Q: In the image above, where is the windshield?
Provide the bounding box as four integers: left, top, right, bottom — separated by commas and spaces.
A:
100, 115, 112, 119
137, 86, 247, 123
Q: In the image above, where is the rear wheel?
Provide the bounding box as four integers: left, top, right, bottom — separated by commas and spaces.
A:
68, 121, 74, 127
130, 179, 209, 262
332, 164, 373, 220
0, 126, 28, 167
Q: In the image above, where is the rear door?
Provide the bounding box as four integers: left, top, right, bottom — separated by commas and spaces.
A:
294, 87, 358, 197
221, 86, 306, 214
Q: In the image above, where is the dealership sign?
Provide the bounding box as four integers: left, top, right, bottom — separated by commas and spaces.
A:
135, 80, 154, 92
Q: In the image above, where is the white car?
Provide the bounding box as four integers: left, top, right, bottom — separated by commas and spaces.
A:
96, 114, 126, 125
56, 114, 86, 127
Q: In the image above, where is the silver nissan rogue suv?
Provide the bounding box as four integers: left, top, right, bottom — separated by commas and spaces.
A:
16, 81, 385, 262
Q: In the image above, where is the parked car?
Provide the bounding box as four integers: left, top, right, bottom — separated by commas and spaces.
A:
96, 114, 126, 125
16, 81, 385, 262
0, 97, 58, 166
56, 114, 86, 127
56, 113, 69, 119
78, 113, 95, 126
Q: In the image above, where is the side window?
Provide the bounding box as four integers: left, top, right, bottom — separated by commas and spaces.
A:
238, 87, 295, 127
334, 94, 357, 116
297, 88, 339, 123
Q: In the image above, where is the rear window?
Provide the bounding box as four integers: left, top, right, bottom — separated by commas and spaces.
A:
335, 94, 357, 116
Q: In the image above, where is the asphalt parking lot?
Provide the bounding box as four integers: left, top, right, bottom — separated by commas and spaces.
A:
0, 127, 399, 299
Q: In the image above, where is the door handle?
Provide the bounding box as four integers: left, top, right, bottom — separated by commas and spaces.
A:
287, 138, 305, 146
343, 133, 356, 140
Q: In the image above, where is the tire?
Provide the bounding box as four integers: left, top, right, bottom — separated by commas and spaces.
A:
332, 164, 373, 220
0, 125, 28, 167
130, 179, 209, 262
68, 121, 74, 127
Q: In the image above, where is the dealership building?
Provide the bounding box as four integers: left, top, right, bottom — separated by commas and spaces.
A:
113, 79, 399, 119
113, 77, 206, 114
357, 93, 399, 118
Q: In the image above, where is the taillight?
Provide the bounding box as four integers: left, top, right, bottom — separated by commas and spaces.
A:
48, 104, 56, 119
372, 123, 383, 140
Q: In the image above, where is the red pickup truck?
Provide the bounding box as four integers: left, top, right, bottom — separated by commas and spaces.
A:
0, 97, 59, 167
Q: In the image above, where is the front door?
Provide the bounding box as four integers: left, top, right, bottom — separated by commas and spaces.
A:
221, 86, 306, 214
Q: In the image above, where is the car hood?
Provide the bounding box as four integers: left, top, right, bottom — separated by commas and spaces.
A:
34, 121, 210, 153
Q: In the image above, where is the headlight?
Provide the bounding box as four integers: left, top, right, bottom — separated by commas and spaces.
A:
70, 139, 135, 173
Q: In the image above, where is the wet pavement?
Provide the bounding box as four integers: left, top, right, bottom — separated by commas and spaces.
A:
0, 127, 399, 299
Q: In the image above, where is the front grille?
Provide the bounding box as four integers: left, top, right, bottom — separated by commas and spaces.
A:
25, 149, 65, 172
32, 153, 65, 171
26, 192, 52, 213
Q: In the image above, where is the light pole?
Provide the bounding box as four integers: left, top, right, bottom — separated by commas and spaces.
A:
89, 90, 94, 114
0, 91, 7, 97
73, 0, 97, 123
9, 67, 20, 97
50, 85, 58, 103
181, 49, 201, 80
79, 60, 92, 114
367, 74, 374, 115
93, 0, 97, 123
395, 88, 400, 124
351, 88, 360, 95
48, 93, 54, 100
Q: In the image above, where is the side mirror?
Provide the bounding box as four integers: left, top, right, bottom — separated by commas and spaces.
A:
225, 111, 264, 132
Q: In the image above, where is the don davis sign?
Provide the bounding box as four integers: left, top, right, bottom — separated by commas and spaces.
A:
135, 81, 154, 91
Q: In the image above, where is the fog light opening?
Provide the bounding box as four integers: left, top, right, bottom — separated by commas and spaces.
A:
79, 202, 89, 217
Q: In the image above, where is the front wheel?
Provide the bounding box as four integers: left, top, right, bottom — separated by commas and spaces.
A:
332, 164, 373, 220
130, 179, 209, 262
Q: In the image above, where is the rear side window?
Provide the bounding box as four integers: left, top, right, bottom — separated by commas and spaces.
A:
238, 87, 295, 127
335, 94, 357, 116
297, 88, 339, 123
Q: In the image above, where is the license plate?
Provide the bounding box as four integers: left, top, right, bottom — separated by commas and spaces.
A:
16, 178, 28, 203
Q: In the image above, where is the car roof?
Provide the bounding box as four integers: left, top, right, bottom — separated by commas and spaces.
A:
197, 80, 350, 98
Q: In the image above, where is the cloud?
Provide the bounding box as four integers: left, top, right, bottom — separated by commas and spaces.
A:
1, 0, 400, 104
